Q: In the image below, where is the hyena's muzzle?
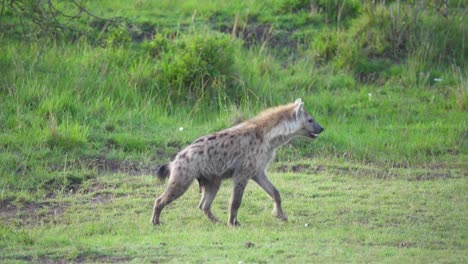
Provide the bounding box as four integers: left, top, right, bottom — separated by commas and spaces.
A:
299, 111, 324, 139
308, 121, 323, 139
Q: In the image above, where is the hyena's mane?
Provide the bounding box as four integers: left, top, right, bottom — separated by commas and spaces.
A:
244, 103, 298, 136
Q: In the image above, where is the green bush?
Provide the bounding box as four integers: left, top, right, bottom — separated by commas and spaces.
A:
144, 32, 241, 103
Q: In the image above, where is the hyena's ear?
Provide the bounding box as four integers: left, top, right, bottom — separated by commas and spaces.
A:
294, 101, 304, 120
294, 98, 302, 104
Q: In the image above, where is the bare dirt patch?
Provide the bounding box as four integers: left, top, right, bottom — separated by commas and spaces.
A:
49, 156, 165, 177
85, 156, 160, 176
0, 199, 68, 226
75, 255, 133, 264
407, 172, 454, 181
91, 192, 114, 205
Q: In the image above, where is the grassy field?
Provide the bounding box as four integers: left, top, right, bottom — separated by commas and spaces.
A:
0, 0, 467, 262
1, 162, 466, 263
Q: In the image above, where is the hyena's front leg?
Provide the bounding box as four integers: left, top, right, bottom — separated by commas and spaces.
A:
252, 172, 288, 221
228, 178, 249, 226
198, 179, 221, 223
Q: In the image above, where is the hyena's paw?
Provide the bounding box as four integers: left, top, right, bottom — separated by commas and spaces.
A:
273, 210, 288, 222
150, 216, 160, 225
228, 219, 241, 227
278, 214, 288, 222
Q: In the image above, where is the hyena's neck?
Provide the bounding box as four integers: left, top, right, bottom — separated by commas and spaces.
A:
264, 120, 300, 149
268, 134, 295, 149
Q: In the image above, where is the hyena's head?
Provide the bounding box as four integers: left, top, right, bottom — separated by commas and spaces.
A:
293, 98, 324, 139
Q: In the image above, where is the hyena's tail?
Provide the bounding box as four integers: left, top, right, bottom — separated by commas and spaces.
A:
157, 164, 170, 181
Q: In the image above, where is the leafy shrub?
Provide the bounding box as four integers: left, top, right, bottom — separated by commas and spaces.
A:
144, 32, 240, 102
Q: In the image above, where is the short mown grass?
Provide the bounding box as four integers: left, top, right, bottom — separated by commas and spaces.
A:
1, 163, 466, 263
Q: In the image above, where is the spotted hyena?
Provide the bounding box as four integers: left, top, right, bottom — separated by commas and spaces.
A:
151, 98, 324, 226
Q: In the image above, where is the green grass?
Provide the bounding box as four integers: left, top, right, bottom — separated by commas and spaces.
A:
1, 163, 466, 263
0, 0, 467, 262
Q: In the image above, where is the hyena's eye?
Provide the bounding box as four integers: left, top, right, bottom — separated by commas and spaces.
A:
307, 118, 314, 123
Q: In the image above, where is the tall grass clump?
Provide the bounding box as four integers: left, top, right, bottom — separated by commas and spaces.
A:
45, 116, 89, 151
322, 3, 467, 83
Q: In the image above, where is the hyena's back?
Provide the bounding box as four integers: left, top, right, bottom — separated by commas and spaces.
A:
171, 127, 271, 182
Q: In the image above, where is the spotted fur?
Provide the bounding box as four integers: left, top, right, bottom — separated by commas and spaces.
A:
151, 98, 324, 226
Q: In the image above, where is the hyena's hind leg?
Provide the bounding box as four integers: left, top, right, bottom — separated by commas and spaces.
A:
198, 178, 221, 223
151, 171, 194, 225
252, 172, 288, 221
